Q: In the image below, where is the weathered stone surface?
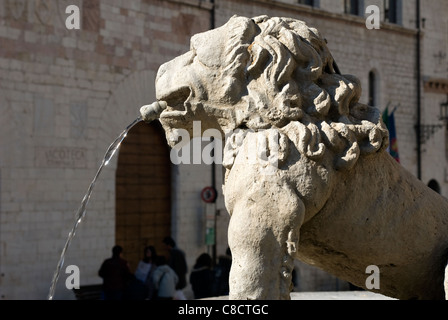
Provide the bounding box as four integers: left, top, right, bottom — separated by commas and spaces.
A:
141, 15, 448, 300
445, 263, 448, 300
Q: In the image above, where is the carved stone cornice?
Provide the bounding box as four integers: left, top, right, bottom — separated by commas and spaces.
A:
424, 78, 448, 94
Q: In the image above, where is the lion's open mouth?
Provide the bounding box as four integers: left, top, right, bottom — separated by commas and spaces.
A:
159, 86, 191, 118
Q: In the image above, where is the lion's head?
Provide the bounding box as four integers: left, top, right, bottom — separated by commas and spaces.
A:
147, 15, 389, 171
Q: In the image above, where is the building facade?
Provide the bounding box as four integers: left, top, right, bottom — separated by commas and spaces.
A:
0, 0, 446, 299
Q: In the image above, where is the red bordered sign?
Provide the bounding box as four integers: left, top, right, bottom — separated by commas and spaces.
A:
201, 186, 217, 203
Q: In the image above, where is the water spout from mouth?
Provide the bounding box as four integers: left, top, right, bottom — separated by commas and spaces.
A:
140, 100, 167, 122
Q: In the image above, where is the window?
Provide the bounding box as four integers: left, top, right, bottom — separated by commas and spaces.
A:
345, 0, 364, 16
298, 0, 319, 7
428, 179, 441, 194
368, 70, 377, 107
384, 0, 402, 25
368, 69, 381, 107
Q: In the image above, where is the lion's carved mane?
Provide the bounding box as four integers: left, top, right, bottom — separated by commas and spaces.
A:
205, 15, 389, 171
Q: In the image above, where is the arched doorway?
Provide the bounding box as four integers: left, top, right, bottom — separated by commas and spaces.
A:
115, 120, 171, 271
428, 179, 441, 194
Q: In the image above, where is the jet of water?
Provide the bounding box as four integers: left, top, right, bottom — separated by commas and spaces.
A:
48, 101, 166, 300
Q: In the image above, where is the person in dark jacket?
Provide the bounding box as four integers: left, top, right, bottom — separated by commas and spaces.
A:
163, 236, 188, 292
212, 247, 232, 296
98, 245, 133, 300
190, 253, 214, 299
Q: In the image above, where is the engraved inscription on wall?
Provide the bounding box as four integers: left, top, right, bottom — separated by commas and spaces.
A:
35, 147, 87, 168
4, 0, 83, 29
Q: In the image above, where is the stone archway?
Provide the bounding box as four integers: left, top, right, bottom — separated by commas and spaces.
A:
96, 69, 172, 271
115, 120, 171, 271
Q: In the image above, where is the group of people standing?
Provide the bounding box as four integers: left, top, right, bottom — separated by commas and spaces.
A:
189, 248, 232, 299
98, 237, 232, 300
98, 236, 188, 300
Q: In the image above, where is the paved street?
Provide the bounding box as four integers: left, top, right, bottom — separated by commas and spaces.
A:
290, 291, 396, 300
204, 291, 396, 300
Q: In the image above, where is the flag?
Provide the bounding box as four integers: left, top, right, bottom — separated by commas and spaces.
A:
382, 106, 400, 163
382, 107, 390, 154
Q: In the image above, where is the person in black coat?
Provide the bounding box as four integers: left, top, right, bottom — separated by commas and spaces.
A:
163, 236, 188, 291
212, 247, 232, 297
98, 245, 133, 300
189, 253, 214, 299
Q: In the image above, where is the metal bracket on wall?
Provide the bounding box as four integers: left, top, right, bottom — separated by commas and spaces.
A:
419, 124, 445, 145
418, 96, 448, 145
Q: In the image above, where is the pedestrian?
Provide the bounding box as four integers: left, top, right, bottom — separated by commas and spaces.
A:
190, 253, 214, 299
212, 247, 232, 296
152, 255, 178, 300
163, 236, 188, 300
134, 245, 158, 299
98, 245, 133, 300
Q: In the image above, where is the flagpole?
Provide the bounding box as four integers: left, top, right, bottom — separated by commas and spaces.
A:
390, 103, 400, 115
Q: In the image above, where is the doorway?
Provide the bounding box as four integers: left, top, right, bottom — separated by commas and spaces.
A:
115, 120, 171, 271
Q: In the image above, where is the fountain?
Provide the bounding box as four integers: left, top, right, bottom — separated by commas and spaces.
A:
50, 14, 448, 300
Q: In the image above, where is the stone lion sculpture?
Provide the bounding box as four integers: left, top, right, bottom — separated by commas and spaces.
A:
140, 15, 448, 300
